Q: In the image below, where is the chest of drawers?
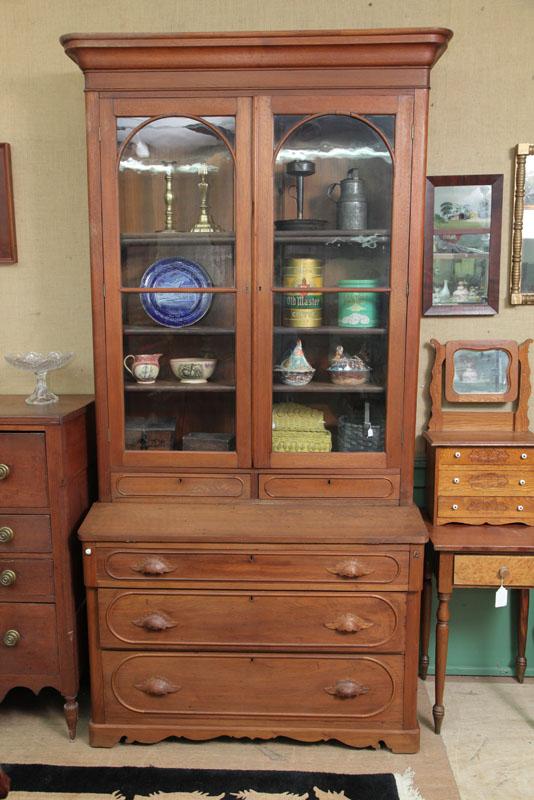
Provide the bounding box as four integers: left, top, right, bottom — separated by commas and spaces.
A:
79, 502, 426, 752
0, 396, 94, 738
424, 434, 534, 525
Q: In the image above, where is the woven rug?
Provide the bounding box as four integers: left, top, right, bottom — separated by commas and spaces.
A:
1, 765, 424, 800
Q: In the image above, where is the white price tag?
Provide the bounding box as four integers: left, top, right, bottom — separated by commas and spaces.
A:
367, 426, 374, 438
495, 585, 508, 608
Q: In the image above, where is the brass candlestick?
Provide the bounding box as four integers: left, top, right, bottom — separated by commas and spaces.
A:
158, 161, 178, 233
190, 165, 221, 233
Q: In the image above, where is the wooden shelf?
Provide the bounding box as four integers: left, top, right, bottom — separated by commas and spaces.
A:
273, 381, 384, 393
121, 233, 235, 245
125, 381, 235, 392
274, 326, 386, 335
123, 326, 234, 335
275, 229, 390, 244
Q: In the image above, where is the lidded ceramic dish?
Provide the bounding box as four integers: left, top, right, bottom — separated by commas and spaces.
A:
327, 345, 370, 386
274, 339, 315, 386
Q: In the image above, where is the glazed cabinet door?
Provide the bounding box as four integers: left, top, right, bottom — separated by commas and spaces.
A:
99, 98, 252, 469
253, 95, 414, 472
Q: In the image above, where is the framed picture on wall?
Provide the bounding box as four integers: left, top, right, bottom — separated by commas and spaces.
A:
423, 174, 503, 315
0, 143, 17, 264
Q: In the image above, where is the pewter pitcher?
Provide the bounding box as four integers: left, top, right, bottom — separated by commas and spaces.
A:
327, 168, 368, 230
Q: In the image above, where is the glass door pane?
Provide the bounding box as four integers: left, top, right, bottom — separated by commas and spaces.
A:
117, 115, 237, 454
272, 113, 393, 455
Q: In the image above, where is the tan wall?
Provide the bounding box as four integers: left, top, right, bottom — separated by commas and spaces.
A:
0, 1, 533, 446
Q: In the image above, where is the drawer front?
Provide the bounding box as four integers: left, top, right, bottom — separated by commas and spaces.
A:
454, 555, 534, 587
0, 433, 48, 507
0, 515, 51, 553
0, 603, 58, 674
438, 495, 534, 520
259, 474, 400, 500
102, 651, 403, 723
99, 590, 406, 652
0, 557, 54, 601
114, 474, 251, 499
438, 467, 534, 496
438, 447, 533, 467
96, 548, 409, 590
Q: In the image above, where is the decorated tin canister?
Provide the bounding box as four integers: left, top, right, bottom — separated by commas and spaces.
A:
338, 279, 379, 328
283, 257, 323, 327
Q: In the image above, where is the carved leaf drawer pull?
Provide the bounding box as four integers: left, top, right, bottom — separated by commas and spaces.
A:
131, 557, 175, 576
324, 613, 374, 634
133, 611, 178, 632
327, 559, 373, 579
134, 676, 181, 696
324, 679, 369, 699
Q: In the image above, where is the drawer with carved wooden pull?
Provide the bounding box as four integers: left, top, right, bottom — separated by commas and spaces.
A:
101, 651, 403, 723
0, 432, 48, 508
93, 548, 409, 590
437, 447, 533, 467
98, 589, 406, 652
0, 603, 59, 675
454, 555, 534, 588
437, 496, 534, 520
0, 557, 54, 601
437, 467, 534, 496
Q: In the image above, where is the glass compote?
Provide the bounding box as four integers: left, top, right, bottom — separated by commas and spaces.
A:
4, 351, 74, 405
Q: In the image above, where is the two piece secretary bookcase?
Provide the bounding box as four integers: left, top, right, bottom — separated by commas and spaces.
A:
62, 28, 451, 751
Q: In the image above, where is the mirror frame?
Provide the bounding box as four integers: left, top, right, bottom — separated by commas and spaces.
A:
510, 143, 534, 305
444, 339, 519, 403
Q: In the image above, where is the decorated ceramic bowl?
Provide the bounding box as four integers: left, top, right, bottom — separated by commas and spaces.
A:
170, 358, 217, 384
327, 346, 371, 386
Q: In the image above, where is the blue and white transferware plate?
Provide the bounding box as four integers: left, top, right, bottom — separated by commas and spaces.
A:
140, 257, 213, 328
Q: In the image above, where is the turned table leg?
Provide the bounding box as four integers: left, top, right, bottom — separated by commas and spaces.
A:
516, 589, 530, 683
419, 545, 433, 680
63, 696, 78, 740
433, 553, 454, 734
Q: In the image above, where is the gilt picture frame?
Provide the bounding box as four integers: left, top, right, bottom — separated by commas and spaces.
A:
510, 143, 534, 305
423, 174, 503, 316
0, 143, 17, 264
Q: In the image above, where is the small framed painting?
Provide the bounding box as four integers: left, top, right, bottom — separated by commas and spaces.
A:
423, 174, 503, 315
0, 144, 17, 264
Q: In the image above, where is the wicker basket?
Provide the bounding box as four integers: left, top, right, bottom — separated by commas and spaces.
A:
338, 415, 384, 452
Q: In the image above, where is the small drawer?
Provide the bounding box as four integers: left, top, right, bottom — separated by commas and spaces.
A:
454, 555, 534, 587
113, 473, 251, 500
102, 651, 404, 723
98, 589, 406, 652
0, 557, 54, 601
0, 603, 59, 674
0, 433, 48, 507
438, 496, 534, 520
259, 474, 399, 500
438, 447, 532, 467
0, 515, 51, 553
438, 467, 534, 496
94, 547, 409, 590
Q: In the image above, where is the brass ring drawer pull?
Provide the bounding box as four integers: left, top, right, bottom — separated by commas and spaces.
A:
0, 526, 14, 543
3, 629, 20, 647
0, 464, 11, 480
327, 559, 373, 579
324, 679, 369, 699
134, 676, 181, 696
0, 569, 16, 587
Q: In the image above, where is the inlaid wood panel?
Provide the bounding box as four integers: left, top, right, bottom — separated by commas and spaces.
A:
98, 589, 406, 652
0, 557, 54, 601
0, 603, 59, 677
102, 651, 404, 723
0, 515, 51, 553
437, 496, 534, 521
259, 474, 400, 500
438, 447, 533, 466
0, 433, 48, 507
438, 467, 534, 496
454, 555, 534, 587
95, 548, 409, 590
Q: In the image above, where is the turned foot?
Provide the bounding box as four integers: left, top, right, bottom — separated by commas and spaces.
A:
516, 589, 529, 684
433, 703, 444, 734
63, 696, 78, 740
420, 654, 429, 681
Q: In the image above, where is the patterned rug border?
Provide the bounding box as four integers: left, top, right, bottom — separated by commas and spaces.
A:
1, 764, 426, 800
